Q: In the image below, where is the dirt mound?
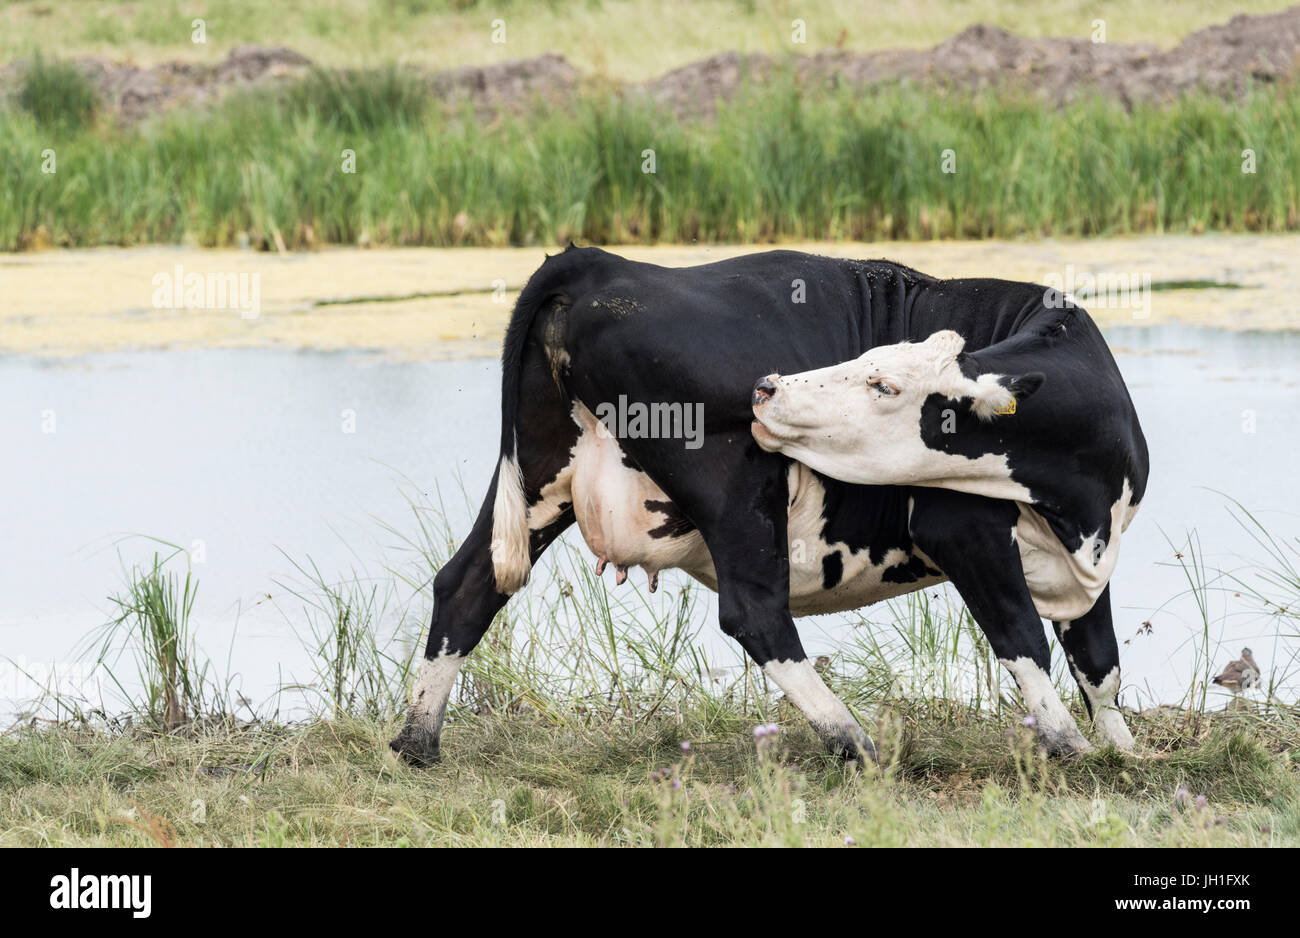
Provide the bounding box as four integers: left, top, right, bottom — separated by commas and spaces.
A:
65, 46, 311, 122
3, 6, 1298, 123
429, 53, 579, 109
0, 45, 579, 124
1160, 9, 1300, 90
643, 6, 1300, 115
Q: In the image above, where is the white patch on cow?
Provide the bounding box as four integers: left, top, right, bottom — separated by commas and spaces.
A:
764, 657, 863, 743
785, 464, 946, 615
966, 372, 1019, 421
751, 330, 1034, 502
1001, 655, 1092, 754
491, 453, 531, 594
527, 449, 577, 532
407, 650, 465, 738
568, 403, 715, 586
1073, 664, 1135, 751
1015, 478, 1136, 620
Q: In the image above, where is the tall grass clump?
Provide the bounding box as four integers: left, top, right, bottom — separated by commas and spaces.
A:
2, 73, 1298, 250
275, 554, 419, 720
91, 551, 211, 729
276, 66, 432, 133
15, 51, 99, 132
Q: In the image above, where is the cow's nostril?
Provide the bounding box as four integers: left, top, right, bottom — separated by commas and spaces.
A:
753, 376, 778, 406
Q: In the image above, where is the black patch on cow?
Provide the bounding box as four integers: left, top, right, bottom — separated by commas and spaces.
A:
645, 499, 695, 539
882, 555, 943, 584
821, 551, 844, 590
813, 472, 915, 566
621, 453, 642, 471
915, 390, 1106, 556
530, 507, 575, 553
917, 394, 1005, 461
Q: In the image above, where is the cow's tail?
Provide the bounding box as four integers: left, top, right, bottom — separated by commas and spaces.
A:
490, 247, 582, 594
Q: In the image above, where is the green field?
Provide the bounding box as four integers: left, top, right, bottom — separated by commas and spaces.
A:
3, 66, 1298, 251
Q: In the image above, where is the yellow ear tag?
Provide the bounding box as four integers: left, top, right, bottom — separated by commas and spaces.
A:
995, 397, 1017, 416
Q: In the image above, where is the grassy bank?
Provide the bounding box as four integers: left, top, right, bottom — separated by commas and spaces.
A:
2, 494, 1297, 847
3, 68, 1299, 251
2, 705, 1297, 847
4, 0, 1295, 76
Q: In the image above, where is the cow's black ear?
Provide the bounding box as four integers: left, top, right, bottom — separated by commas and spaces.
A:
1005, 372, 1045, 400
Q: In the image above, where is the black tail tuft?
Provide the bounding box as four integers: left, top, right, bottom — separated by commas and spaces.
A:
498, 248, 588, 457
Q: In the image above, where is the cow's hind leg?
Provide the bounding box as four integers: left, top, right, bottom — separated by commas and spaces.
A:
1053, 585, 1134, 752
388, 464, 572, 765
391, 308, 578, 765
388, 486, 498, 766
909, 489, 1092, 757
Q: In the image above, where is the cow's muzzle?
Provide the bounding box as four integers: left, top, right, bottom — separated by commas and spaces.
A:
752, 375, 779, 406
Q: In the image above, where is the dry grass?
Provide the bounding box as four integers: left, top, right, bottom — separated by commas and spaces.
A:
2, 0, 1296, 77
1, 700, 1295, 847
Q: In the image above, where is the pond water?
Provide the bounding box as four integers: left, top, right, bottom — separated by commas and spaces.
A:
3, 325, 1298, 718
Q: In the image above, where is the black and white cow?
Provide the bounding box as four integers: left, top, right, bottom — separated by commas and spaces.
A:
389, 246, 1149, 764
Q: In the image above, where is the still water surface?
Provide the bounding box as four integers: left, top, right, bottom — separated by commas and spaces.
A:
3, 325, 1298, 717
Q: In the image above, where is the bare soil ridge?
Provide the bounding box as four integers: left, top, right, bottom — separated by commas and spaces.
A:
2, 6, 1299, 122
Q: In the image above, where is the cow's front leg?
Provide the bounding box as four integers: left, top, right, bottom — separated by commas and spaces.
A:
910, 489, 1092, 757
761, 654, 875, 760
691, 455, 875, 760
717, 575, 875, 760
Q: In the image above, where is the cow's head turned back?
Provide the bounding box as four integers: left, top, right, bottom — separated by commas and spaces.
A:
750, 330, 1044, 486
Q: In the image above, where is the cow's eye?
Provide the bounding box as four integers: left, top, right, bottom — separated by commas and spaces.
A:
870, 380, 899, 396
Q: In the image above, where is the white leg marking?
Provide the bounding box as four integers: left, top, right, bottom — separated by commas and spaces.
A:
408, 652, 466, 739
1001, 656, 1093, 754
491, 453, 531, 593
1075, 664, 1135, 751
764, 658, 863, 743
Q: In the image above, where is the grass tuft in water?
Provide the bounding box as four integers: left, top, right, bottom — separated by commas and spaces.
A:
91, 549, 208, 730
273, 553, 419, 721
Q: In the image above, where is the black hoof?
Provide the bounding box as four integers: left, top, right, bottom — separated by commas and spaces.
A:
1034, 728, 1094, 760
388, 727, 441, 767
827, 730, 878, 763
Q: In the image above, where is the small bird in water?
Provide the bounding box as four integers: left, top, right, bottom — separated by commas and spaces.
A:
1212, 647, 1260, 694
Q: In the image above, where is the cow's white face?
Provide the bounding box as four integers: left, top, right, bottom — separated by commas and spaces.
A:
751, 330, 1039, 486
